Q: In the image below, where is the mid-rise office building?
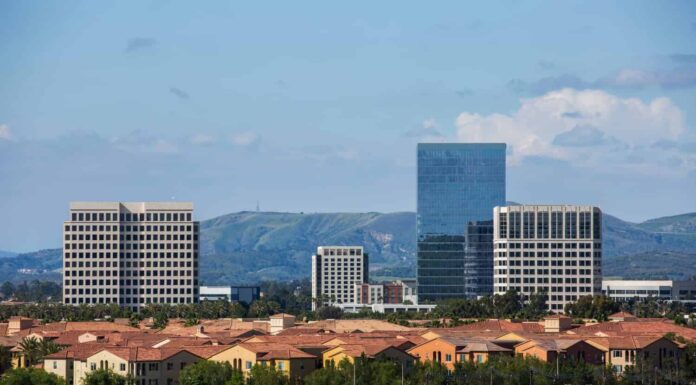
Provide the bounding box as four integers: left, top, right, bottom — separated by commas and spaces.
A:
602, 279, 696, 303
354, 280, 419, 305
62, 202, 199, 311
493, 205, 602, 312
311, 246, 368, 310
417, 143, 506, 301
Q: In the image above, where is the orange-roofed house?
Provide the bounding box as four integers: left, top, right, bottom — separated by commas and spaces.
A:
322, 343, 415, 369
407, 337, 511, 370
587, 335, 682, 375
514, 338, 606, 365
209, 342, 318, 381
46, 346, 204, 385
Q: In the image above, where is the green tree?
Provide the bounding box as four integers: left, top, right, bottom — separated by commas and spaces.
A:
315, 306, 343, 320
247, 364, 289, 385
179, 360, 243, 385
0, 346, 12, 374
82, 368, 130, 385
0, 367, 66, 385
0, 282, 14, 299
152, 312, 169, 330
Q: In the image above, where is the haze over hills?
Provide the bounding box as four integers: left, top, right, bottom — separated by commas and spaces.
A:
1, 211, 695, 284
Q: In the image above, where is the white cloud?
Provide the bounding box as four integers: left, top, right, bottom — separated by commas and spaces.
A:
190, 134, 216, 145
0, 124, 12, 140
230, 131, 260, 147
456, 88, 692, 173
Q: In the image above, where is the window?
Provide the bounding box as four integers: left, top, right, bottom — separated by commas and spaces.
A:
445, 354, 452, 362
90, 363, 96, 370
612, 350, 622, 358
120, 363, 126, 371
53, 361, 58, 369
278, 362, 285, 370
246, 361, 252, 370
477, 354, 484, 363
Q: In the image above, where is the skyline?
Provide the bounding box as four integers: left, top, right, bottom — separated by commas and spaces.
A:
1, 1, 696, 251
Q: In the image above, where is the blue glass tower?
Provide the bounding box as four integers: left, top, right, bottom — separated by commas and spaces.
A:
417, 143, 506, 302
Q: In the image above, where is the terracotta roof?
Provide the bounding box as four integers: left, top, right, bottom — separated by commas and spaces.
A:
45, 343, 107, 361
326, 343, 413, 359
609, 312, 635, 318
450, 320, 545, 333
568, 320, 696, 341
587, 335, 670, 350
456, 340, 511, 353
238, 342, 316, 360
275, 328, 332, 336
306, 319, 411, 333
183, 345, 232, 359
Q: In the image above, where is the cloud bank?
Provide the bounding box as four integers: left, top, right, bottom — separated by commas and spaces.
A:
456, 89, 693, 174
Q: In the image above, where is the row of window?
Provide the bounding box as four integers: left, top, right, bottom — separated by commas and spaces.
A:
65, 242, 195, 251
70, 211, 192, 222
65, 260, 195, 268
496, 242, 600, 249
65, 252, 197, 259
65, 287, 194, 295
64, 278, 195, 286
498, 211, 600, 240
65, 296, 194, 304
495, 260, 599, 266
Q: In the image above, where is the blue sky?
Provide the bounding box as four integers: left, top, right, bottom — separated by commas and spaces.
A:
1, 1, 695, 251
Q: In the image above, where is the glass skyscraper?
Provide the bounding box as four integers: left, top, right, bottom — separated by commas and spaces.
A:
417, 143, 506, 302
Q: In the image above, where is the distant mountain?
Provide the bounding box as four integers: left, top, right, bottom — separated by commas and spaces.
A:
1, 210, 694, 284
0, 250, 17, 259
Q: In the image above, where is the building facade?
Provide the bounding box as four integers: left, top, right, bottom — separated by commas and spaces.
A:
417, 143, 506, 302
199, 286, 261, 303
311, 246, 368, 310
602, 279, 696, 303
63, 202, 199, 311
493, 205, 602, 312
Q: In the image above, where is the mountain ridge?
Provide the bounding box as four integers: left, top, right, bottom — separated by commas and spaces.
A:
1, 210, 694, 284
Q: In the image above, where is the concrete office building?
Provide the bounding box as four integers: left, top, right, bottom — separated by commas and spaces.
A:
493, 205, 602, 312
311, 246, 368, 310
417, 143, 506, 302
199, 286, 261, 303
62, 202, 199, 311
602, 280, 696, 303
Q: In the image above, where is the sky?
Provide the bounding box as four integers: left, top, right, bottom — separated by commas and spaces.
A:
1, 1, 695, 252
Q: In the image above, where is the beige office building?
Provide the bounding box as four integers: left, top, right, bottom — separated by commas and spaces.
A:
63, 202, 199, 311
493, 205, 602, 312
311, 246, 368, 310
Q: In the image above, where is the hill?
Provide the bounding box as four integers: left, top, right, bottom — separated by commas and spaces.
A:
0, 210, 694, 284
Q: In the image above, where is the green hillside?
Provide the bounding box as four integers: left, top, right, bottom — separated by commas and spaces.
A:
1, 210, 695, 284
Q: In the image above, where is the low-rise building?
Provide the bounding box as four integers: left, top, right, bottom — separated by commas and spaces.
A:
602, 279, 696, 303
408, 337, 512, 370
199, 286, 261, 303
209, 342, 317, 380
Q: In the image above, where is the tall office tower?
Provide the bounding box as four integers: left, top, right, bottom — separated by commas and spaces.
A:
311, 246, 368, 310
62, 202, 199, 311
493, 205, 602, 313
417, 143, 506, 302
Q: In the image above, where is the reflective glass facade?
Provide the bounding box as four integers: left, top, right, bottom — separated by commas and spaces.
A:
417, 143, 506, 301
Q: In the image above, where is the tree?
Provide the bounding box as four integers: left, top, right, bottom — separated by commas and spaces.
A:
0, 346, 11, 374
248, 299, 280, 318
315, 306, 343, 320
0, 367, 65, 385
0, 282, 14, 299
82, 369, 130, 385
152, 312, 169, 330
247, 364, 289, 385
179, 360, 243, 385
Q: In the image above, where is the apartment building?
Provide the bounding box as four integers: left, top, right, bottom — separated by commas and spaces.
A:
311, 246, 368, 310
62, 202, 199, 311
493, 205, 602, 312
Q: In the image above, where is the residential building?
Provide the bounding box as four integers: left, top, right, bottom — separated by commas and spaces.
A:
602, 279, 696, 303
354, 284, 383, 304
417, 143, 506, 302
323, 343, 415, 369
209, 342, 318, 380
407, 337, 512, 370
199, 286, 261, 303
514, 339, 605, 365
398, 279, 418, 304
45, 346, 209, 385
493, 205, 602, 312
311, 246, 368, 310
62, 202, 199, 312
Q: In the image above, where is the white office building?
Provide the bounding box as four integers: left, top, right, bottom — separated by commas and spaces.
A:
493, 205, 602, 312
602, 279, 696, 302
63, 202, 199, 311
311, 246, 368, 310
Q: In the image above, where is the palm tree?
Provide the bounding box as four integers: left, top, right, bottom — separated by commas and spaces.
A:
18, 337, 61, 366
